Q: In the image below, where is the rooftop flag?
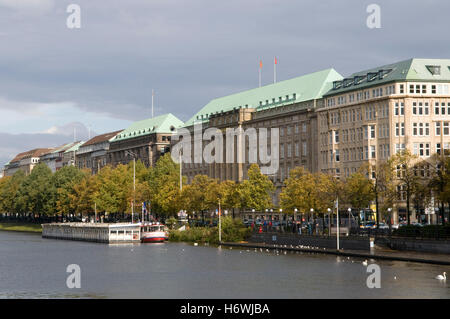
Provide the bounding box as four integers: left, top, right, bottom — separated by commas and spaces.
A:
259, 59, 262, 87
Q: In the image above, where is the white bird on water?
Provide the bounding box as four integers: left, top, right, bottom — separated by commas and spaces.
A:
435, 272, 446, 281
362, 260, 368, 266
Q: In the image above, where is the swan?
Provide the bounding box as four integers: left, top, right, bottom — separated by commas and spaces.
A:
435, 272, 446, 280
362, 260, 368, 266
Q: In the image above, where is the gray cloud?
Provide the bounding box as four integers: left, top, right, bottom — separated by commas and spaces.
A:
0, 0, 449, 160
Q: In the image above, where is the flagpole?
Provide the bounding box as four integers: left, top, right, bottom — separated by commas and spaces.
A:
274, 57, 277, 83
151, 89, 154, 118
259, 60, 262, 88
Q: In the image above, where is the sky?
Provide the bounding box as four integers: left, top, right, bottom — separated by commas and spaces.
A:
1, 0, 450, 167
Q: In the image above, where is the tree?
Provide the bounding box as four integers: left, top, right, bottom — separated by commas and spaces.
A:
239, 164, 274, 211
93, 164, 130, 216
343, 169, 375, 218
68, 172, 98, 218
147, 154, 183, 218
428, 154, 450, 225
51, 166, 86, 220
15, 163, 54, 217
182, 175, 218, 220
0, 170, 26, 214
389, 150, 421, 225
280, 167, 340, 226
219, 180, 242, 218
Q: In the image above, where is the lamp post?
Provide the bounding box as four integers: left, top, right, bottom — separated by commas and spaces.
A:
348, 207, 352, 233
327, 208, 331, 236
125, 150, 137, 224
336, 198, 340, 250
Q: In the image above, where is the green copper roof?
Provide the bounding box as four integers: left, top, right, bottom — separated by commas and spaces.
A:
51, 142, 78, 154
325, 58, 450, 96
184, 68, 343, 127
111, 113, 184, 142
64, 141, 84, 153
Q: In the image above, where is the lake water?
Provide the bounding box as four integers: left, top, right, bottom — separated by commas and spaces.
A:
0, 231, 448, 299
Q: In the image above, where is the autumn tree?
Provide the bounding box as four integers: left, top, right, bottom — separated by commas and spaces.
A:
182, 174, 219, 220
0, 170, 26, 214
239, 164, 274, 211
389, 149, 421, 225
147, 154, 183, 218
14, 163, 54, 217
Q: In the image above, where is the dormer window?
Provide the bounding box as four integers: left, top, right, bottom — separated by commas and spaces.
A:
426, 65, 441, 75
367, 72, 378, 82
343, 78, 354, 87
354, 75, 365, 85
333, 81, 342, 90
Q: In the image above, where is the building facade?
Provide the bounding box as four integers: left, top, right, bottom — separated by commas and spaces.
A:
40, 142, 82, 172
108, 113, 184, 167
3, 148, 54, 176
76, 130, 123, 174
179, 68, 343, 208
317, 58, 450, 223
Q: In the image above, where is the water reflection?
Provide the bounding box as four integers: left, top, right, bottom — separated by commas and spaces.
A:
0, 231, 448, 299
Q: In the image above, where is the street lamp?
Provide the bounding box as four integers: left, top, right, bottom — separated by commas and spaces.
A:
327, 208, 332, 236
125, 150, 137, 224
310, 208, 314, 223
347, 208, 352, 230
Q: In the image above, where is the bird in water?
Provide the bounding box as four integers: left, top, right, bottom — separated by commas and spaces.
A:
435, 272, 446, 281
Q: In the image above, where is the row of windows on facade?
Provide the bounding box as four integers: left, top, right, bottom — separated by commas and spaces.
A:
327, 83, 449, 107
394, 121, 450, 137
324, 142, 450, 166
321, 121, 450, 147
279, 123, 307, 136
325, 100, 450, 127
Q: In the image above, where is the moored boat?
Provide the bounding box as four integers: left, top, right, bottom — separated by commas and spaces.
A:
140, 222, 168, 243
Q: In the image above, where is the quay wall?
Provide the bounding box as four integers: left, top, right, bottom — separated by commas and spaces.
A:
250, 232, 370, 250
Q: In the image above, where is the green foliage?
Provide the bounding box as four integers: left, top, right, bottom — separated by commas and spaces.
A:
343, 170, 375, 210
239, 164, 274, 211
147, 154, 182, 217
169, 217, 251, 244
280, 167, 340, 215
0, 170, 26, 213
14, 163, 54, 215
392, 224, 450, 238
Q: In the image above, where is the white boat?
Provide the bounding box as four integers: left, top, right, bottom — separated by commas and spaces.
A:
140, 222, 168, 243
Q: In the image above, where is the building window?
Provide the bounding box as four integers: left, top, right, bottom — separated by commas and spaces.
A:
395, 122, 405, 136
395, 143, 406, 153
370, 146, 376, 159
399, 84, 404, 94
335, 150, 340, 162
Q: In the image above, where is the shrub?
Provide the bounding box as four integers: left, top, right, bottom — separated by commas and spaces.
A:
393, 224, 450, 238
168, 217, 251, 244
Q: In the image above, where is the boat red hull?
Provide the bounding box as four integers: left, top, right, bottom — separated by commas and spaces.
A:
142, 237, 166, 243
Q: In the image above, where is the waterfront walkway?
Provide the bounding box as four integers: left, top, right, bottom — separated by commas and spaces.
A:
221, 241, 450, 265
